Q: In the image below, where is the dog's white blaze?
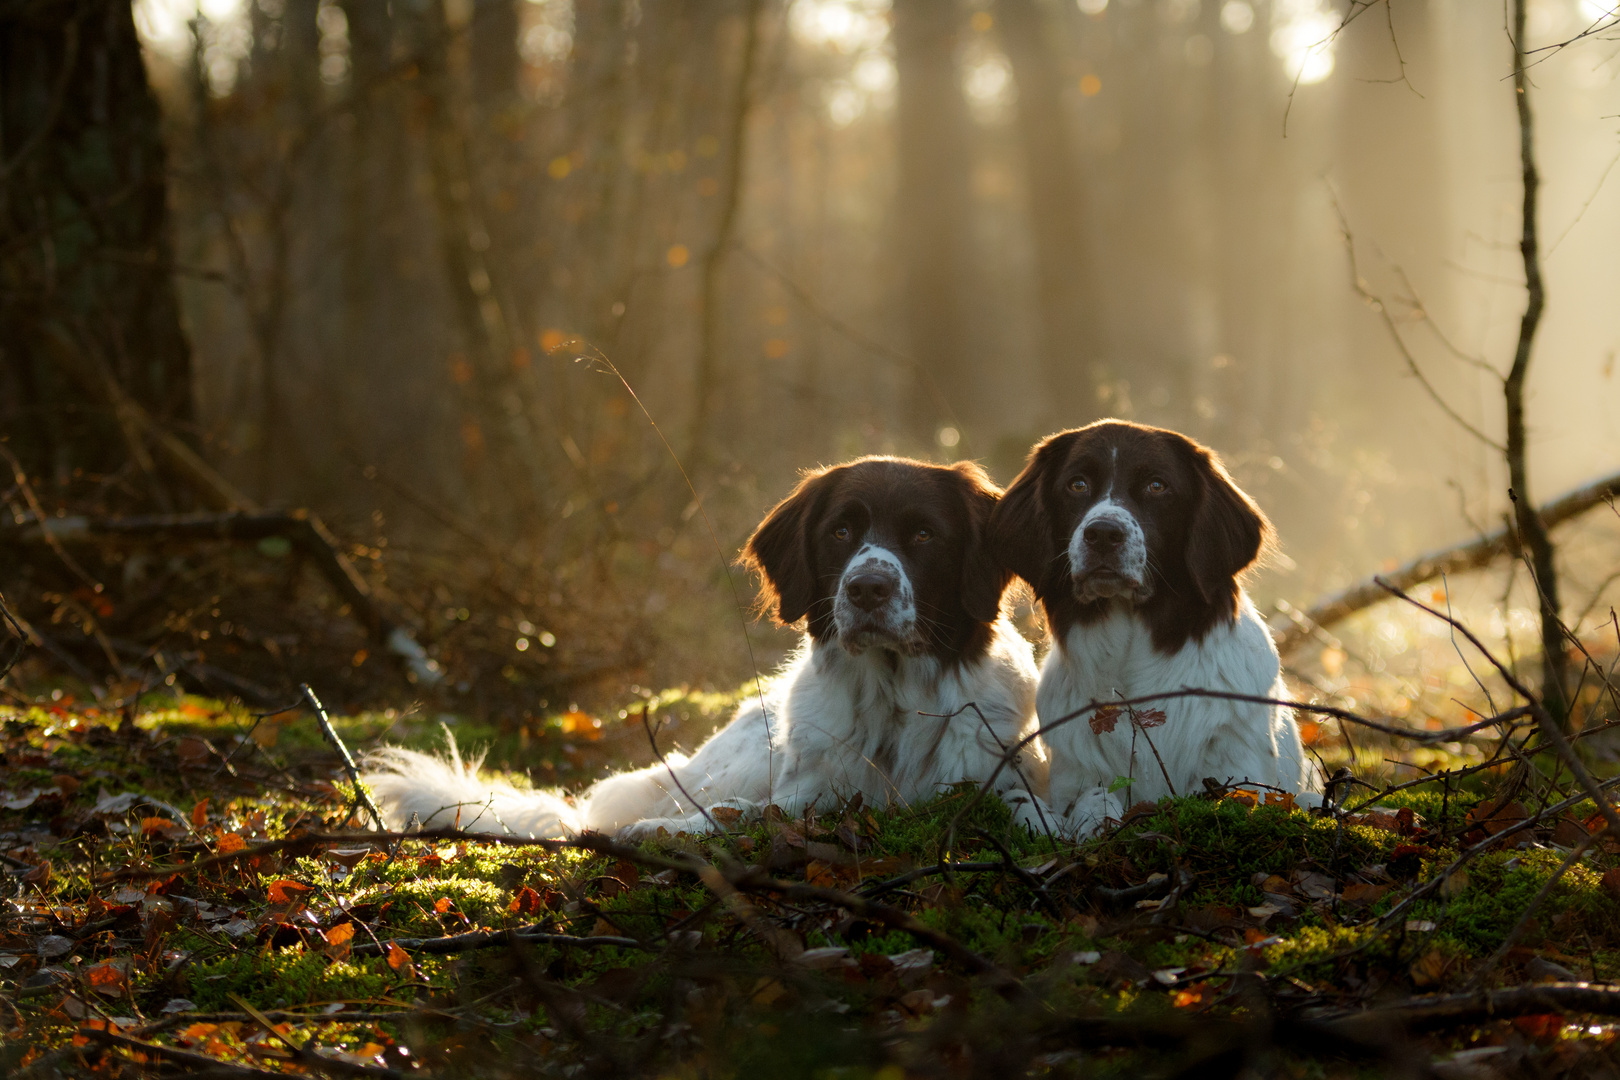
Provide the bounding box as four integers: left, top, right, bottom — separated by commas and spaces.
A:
832, 543, 917, 640
1068, 497, 1148, 586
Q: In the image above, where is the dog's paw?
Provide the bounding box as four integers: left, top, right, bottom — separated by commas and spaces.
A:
1063, 785, 1123, 838
1004, 789, 1060, 837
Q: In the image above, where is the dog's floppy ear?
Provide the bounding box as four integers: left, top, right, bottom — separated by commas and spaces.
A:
951, 461, 1011, 624
989, 433, 1069, 598
1183, 441, 1271, 606
742, 467, 832, 626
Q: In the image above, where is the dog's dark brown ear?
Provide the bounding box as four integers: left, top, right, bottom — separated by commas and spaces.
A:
1184, 442, 1271, 606
952, 461, 1010, 624
742, 468, 831, 626
989, 434, 1068, 598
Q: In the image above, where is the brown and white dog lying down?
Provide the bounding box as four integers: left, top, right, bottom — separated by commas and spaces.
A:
364, 457, 1049, 839
991, 421, 1320, 836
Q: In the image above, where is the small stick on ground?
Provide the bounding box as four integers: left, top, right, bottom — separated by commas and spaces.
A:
302, 683, 385, 830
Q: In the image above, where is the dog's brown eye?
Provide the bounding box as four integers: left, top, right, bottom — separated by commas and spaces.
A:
1067, 477, 1089, 494
833, 525, 851, 541
912, 528, 932, 544
1147, 479, 1168, 494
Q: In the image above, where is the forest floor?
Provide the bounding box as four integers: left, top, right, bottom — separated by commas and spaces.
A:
5, 685, 1620, 1079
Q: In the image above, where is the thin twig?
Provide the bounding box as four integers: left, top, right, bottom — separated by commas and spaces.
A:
639, 704, 724, 836
302, 684, 385, 830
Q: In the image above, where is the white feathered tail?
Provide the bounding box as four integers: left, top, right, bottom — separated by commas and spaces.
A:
362, 734, 580, 838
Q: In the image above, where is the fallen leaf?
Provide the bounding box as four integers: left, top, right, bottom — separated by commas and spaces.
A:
385, 941, 414, 978
896, 988, 936, 1016
434, 897, 453, 914
1409, 949, 1452, 988
217, 833, 246, 854
1264, 791, 1297, 811
750, 977, 788, 1006
1070, 950, 1102, 965
887, 948, 934, 985
1552, 818, 1590, 848
1134, 708, 1167, 729
86, 961, 126, 994
793, 946, 851, 969
709, 805, 743, 826
52, 774, 80, 797
1225, 790, 1259, 809
804, 860, 840, 888
1340, 882, 1390, 906
326, 923, 355, 945
22, 860, 52, 888
1512, 1013, 1564, 1042
1173, 981, 1216, 1009
1439, 868, 1470, 898
1293, 871, 1336, 901
509, 886, 544, 915
141, 817, 180, 837
267, 880, 311, 905
191, 799, 209, 828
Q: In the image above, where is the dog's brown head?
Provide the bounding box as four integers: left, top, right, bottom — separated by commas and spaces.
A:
990, 421, 1271, 653
742, 457, 1009, 662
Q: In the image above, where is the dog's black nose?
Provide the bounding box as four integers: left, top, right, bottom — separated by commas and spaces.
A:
845, 573, 895, 611
1083, 521, 1126, 552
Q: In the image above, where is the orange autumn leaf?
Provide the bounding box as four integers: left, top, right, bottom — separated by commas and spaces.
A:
326, 922, 356, 945
1264, 791, 1297, 811
191, 798, 209, 828
434, 897, 453, 914
141, 816, 179, 836
86, 962, 125, 993
509, 886, 543, 914
182, 1023, 220, 1041
559, 709, 605, 741
1172, 982, 1215, 1009
267, 879, 311, 904
217, 832, 246, 854
385, 941, 415, 978
1090, 705, 1123, 735
1224, 789, 1259, 809
1297, 720, 1324, 745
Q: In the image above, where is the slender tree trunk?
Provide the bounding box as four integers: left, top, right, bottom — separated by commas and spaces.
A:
688, 0, 763, 478
0, 0, 194, 498
891, 0, 976, 443
995, 0, 1100, 426
1506, 0, 1567, 720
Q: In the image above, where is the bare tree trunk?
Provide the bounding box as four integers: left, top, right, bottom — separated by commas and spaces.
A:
995, 0, 1100, 426
0, 0, 195, 499
1507, 0, 1567, 720
413, 0, 544, 526
892, 0, 976, 442
688, 0, 764, 479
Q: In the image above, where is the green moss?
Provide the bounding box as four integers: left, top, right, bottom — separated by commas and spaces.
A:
181, 948, 416, 1011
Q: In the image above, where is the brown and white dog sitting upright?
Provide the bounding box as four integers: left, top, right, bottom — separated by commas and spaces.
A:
365, 457, 1048, 839
991, 421, 1319, 835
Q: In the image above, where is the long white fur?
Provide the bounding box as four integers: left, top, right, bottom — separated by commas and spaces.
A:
362, 618, 1046, 839
1039, 594, 1320, 837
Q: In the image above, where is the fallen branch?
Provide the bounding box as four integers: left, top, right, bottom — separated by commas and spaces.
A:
1276, 468, 1620, 654
1324, 982, 1620, 1032
350, 927, 643, 956
0, 509, 440, 684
